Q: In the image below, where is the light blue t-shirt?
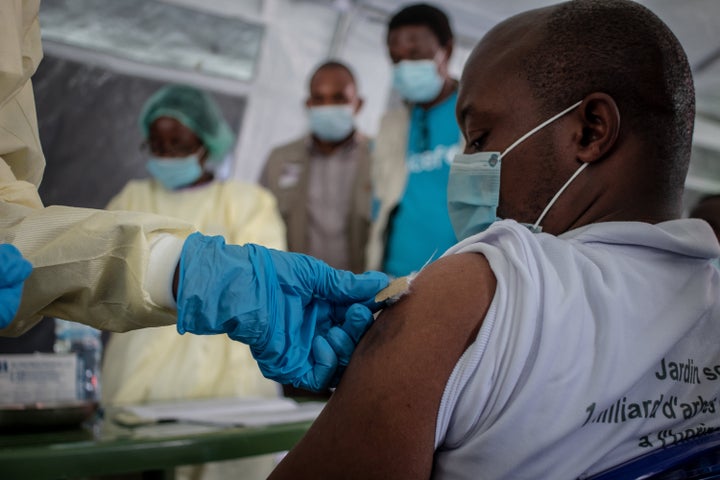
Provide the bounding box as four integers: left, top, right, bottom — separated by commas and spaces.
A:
383, 91, 460, 277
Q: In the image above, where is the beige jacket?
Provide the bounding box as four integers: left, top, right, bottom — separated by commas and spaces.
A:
0, 1, 194, 336
365, 107, 411, 272
260, 134, 372, 273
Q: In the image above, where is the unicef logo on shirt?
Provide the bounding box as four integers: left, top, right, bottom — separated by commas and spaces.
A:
407, 144, 459, 173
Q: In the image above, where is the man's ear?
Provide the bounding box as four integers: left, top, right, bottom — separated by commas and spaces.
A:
354, 97, 364, 115
305, 98, 312, 109
575, 92, 620, 164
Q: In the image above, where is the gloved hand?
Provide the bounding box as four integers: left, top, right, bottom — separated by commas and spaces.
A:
322, 302, 376, 388
0, 244, 32, 329
176, 233, 389, 391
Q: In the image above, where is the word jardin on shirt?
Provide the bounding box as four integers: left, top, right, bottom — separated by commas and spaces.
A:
654, 357, 720, 385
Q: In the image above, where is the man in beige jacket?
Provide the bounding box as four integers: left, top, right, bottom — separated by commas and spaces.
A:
262, 61, 372, 274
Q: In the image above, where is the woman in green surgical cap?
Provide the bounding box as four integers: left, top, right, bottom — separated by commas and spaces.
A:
139, 84, 234, 190
101, 84, 286, 480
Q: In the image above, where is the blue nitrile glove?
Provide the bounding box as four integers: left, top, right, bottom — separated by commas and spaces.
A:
0, 244, 32, 328
176, 233, 389, 392
299, 303, 377, 391
323, 303, 377, 388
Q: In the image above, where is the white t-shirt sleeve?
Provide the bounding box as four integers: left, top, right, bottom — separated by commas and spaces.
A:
433, 221, 543, 449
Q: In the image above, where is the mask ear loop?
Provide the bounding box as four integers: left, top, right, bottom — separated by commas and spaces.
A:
531, 162, 589, 231
499, 101, 583, 160
493, 99, 584, 232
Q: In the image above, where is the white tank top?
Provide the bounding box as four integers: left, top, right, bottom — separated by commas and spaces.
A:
433, 219, 720, 480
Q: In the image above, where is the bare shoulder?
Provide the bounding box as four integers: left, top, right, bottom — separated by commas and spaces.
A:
270, 252, 496, 479
364, 252, 496, 359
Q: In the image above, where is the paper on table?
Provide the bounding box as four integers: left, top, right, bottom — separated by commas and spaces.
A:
117, 397, 325, 428
0, 354, 77, 405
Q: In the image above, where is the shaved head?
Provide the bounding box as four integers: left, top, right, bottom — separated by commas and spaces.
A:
456, 0, 695, 233
520, 0, 695, 195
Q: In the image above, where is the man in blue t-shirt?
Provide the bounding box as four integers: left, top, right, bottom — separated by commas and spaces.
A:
367, 3, 461, 277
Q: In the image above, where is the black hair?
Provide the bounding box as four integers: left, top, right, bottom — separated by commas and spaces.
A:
309, 60, 357, 88
522, 0, 695, 194
387, 3, 453, 47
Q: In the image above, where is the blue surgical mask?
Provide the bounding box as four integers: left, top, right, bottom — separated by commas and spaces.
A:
392, 60, 443, 103
308, 105, 355, 142
448, 101, 585, 241
146, 150, 204, 190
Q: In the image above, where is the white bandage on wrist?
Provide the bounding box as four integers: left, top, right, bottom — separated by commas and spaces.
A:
145, 233, 186, 309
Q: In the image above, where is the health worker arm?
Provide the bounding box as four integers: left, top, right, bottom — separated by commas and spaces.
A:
0, 190, 195, 335
0, 0, 196, 336
268, 252, 495, 479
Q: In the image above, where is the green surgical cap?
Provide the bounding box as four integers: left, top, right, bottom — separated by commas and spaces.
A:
139, 85, 235, 162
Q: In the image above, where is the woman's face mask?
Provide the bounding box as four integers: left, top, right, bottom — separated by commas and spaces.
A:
447, 100, 585, 241
146, 148, 204, 190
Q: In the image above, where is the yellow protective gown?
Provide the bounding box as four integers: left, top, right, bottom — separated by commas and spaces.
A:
102, 179, 286, 404
0, 1, 194, 336
102, 179, 287, 480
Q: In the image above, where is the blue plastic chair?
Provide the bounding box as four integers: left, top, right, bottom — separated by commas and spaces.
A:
588, 431, 720, 479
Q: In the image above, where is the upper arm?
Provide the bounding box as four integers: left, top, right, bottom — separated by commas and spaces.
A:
270, 252, 497, 479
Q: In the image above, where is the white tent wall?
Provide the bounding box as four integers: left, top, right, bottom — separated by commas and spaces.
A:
231, 0, 342, 182
33, 0, 720, 205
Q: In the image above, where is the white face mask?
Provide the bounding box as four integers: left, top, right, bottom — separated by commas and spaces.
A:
448, 101, 585, 240
308, 105, 355, 142
392, 60, 444, 103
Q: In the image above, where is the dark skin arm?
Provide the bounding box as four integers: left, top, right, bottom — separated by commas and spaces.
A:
269, 252, 496, 479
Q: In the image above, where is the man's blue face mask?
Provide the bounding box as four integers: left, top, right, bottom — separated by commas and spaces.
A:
308, 105, 355, 142
146, 148, 204, 190
392, 59, 443, 103
447, 101, 586, 241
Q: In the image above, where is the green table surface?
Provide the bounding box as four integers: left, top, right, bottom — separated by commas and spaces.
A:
0, 405, 313, 480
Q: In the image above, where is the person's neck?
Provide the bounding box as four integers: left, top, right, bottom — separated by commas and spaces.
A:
544, 139, 684, 235
188, 171, 214, 187
559, 182, 683, 235
417, 77, 458, 111
311, 130, 355, 156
